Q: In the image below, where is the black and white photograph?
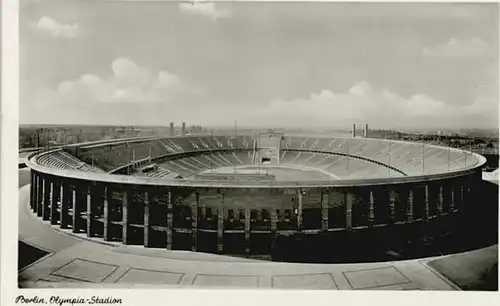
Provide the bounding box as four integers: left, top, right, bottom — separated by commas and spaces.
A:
11, 0, 499, 293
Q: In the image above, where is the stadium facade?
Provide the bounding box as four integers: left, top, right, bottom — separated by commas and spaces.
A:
26, 129, 487, 258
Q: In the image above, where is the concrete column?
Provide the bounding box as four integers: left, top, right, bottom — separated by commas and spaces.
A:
190, 192, 198, 252
42, 178, 50, 221
34, 174, 39, 212
50, 181, 59, 225
34, 174, 39, 214
47, 181, 53, 222
389, 190, 396, 223
71, 188, 79, 233
37, 176, 43, 216
86, 185, 94, 237
345, 191, 353, 229
39, 177, 45, 217
32, 173, 37, 211
144, 190, 151, 247
368, 190, 375, 226
270, 208, 277, 247
460, 185, 464, 209
30, 172, 35, 210
407, 189, 414, 223
297, 190, 303, 229
60, 182, 69, 229
244, 207, 250, 254
424, 185, 430, 222
166, 190, 173, 250
217, 192, 224, 253
437, 185, 444, 215
103, 186, 111, 241
450, 186, 456, 211
321, 191, 329, 231
122, 191, 130, 244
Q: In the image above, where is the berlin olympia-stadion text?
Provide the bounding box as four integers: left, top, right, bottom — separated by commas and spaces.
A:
16, 295, 123, 305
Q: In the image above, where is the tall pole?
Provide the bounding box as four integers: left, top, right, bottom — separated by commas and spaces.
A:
422, 141, 425, 174
233, 120, 236, 173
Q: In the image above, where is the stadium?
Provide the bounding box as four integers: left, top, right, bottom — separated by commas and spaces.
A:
25, 124, 488, 262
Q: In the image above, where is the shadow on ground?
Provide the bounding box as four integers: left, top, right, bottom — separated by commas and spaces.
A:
270, 180, 498, 265
18, 240, 49, 271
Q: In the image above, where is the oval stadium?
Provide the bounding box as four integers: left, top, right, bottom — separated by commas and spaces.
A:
25, 126, 489, 262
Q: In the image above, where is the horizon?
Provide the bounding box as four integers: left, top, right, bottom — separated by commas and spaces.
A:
18, 123, 499, 134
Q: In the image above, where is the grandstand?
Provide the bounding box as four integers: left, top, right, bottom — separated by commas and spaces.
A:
26, 130, 486, 257
39, 134, 480, 181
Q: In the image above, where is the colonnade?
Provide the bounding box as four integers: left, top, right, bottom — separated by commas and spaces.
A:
29, 170, 475, 255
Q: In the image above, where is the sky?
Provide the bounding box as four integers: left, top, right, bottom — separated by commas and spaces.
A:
19, 0, 499, 129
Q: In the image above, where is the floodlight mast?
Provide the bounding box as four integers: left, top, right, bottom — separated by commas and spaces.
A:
233, 120, 237, 173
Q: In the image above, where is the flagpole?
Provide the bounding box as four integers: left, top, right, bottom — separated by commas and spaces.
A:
422, 141, 425, 174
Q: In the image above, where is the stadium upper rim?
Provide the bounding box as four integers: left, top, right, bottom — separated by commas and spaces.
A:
26, 134, 487, 188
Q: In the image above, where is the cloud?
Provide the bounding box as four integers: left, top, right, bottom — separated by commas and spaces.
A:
178, 1, 231, 20
349, 81, 371, 95
43, 57, 189, 105
36, 16, 81, 39
422, 37, 490, 58
23, 79, 497, 128
219, 81, 497, 129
